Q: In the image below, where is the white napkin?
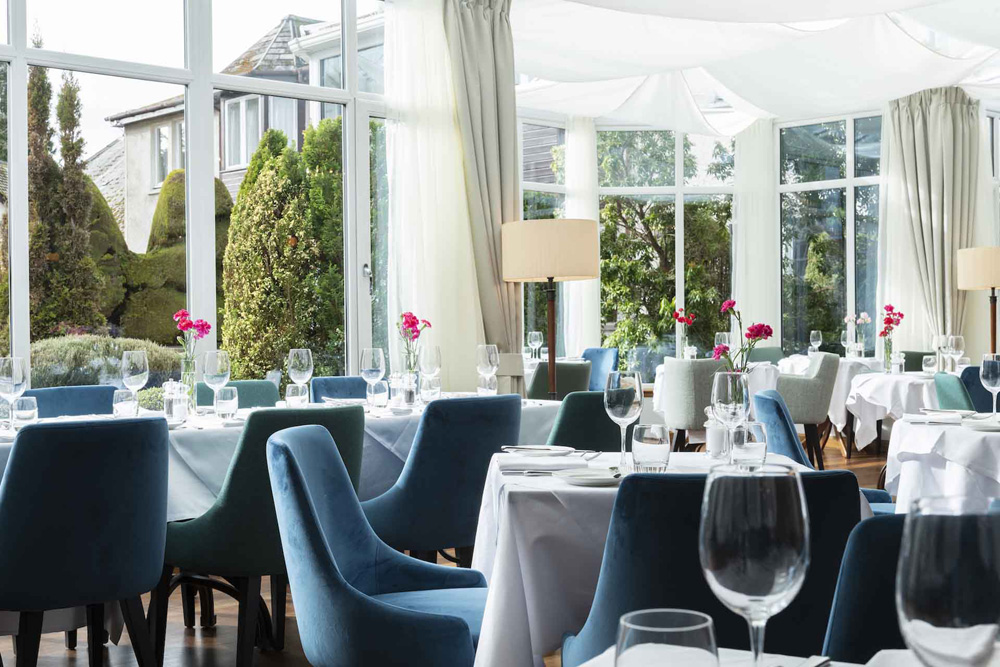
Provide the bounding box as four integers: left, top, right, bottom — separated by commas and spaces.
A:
901, 412, 962, 425
495, 453, 590, 472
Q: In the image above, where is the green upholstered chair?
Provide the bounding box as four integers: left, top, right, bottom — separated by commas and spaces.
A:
196, 380, 280, 408
901, 351, 934, 373
934, 372, 976, 411
546, 391, 634, 452
150, 407, 364, 667
748, 346, 784, 364
527, 361, 592, 400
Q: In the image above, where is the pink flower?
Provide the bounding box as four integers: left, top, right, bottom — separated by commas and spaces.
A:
192, 319, 211, 340
421, 319, 432, 329
720, 299, 736, 314
177, 318, 193, 332
712, 344, 730, 361
745, 323, 773, 341
173, 309, 190, 322
885, 305, 894, 313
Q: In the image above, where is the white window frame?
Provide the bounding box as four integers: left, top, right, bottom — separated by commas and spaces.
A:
222, 94, 264, 170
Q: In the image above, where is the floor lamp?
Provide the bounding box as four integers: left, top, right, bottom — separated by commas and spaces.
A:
502, 219, 599, 400
958, 247, 1000, 353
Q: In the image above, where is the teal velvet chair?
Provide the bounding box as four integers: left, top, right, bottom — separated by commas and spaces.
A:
267, 424, 487, 667
311, 375, 367, 401
960, 366, 995, 413
934, 372, 975, 411
527, 361, 592, 400
901, 350, 934, 373
748, 346, 784, 364
363, 395, 520, 567
23, 385, 117, 418
546, 391, 634, 452
195, 379, 280, 408
561, 470, 862, 666
581, 348, 619, 392
150, 407, 365, 667
0, 418, 169, 667
822, 515, 907, 664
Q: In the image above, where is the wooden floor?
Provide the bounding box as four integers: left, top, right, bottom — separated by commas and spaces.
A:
10, 436, 884, 667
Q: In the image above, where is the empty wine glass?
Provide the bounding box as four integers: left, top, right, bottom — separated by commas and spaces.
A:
288, 349, 314, 388
121, 351, 149, 393
419, 345, 442, 379
714, 332, 730, 349
948, 336, 965, 372
700, 464, 810, 667
631, 424, 671, 473
360, 348, 386, 407
981, 354, 1000, 423
605, 371, 643, 473
528, 331, 544, 359
711, 372, 750, 462
615, 609, 718, 666
840, 330, 850, 353
896, 496, 1000, 667
809, 330, 823, 352
0, 357, 27, 432
203, 350, 231, 414
476, 344, 500, 377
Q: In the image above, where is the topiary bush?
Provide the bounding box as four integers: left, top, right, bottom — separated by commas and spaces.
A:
118, 288, 187, 345
137, 386, 164, 411
30, 334, 179, 388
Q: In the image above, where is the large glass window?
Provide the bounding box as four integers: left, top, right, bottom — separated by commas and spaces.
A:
0, 63, 9, 355
358, 1, 386, 94
370, 117, 390, 370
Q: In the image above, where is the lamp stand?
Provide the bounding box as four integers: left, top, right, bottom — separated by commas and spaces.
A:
992, 288, 997, 354
545, 277, 557, 400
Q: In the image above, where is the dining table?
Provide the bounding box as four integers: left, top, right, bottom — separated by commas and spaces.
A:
581, 645, 862, 666
778, 354, 883, 435
844, 372, 938, 450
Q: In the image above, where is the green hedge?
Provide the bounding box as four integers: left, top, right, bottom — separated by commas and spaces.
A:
119, 289, 188, 345
30, 334, 179, 388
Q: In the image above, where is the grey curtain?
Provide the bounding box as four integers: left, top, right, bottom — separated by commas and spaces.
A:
444, 0, 524, 394
887, 87, 979, 337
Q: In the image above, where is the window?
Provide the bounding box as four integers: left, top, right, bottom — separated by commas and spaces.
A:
370, 117, 391, 369
778, 116, 882, 355
358, 2, 386, 94
224, 96, 263, 169
0, 63, 9, 356
153, 121, 187, 188
269, 97, 300, 149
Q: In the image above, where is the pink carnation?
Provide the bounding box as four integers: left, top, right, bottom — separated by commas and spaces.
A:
745, 323, 773, 341
173, 309, 190, 322
192, 319, 212, 340
177, 318, 194, 332
720, 299, 736, 314
712, 344, 730, 361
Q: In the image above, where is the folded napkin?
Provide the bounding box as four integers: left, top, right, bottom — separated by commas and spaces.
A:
902, 412, 962, 425
496, 453, 590, 472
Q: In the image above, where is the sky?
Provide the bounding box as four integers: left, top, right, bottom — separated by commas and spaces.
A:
21, 0, 383, 159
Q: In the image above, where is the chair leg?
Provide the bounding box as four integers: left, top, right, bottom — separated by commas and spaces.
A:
409, 550, 437, 563
65, 630, 77, 649
181, 583, 196, 629
876, 419, 884, 457
878, 464, 888, 490
86, 604, 104, 667
120, 597, 155, 667
270, 574, 287, 652
15, 611, 43, 667
804, 424, 824, 470
456, 546, 474, 569
818, 418, 832, 450
198, 585, 216, 628
671, 429, 686, 452
235, 576, 262, 667
845, 413, 855, 460
148, 565, 172, 667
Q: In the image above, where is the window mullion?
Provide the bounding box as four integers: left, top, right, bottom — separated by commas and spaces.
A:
846, 121, 857, 321
675, 132, 685, 335
8, 0, 29, 365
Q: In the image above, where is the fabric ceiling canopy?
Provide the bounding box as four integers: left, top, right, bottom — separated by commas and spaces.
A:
565, 0, 949, 23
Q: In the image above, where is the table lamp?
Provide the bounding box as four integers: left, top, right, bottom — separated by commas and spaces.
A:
502, 219, 600, 399
957, 246, 1000, 353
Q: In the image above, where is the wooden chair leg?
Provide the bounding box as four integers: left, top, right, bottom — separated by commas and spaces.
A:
64, 630, 77, 649
270, 574, 287, 652
818, 418, 833, 450
878, 464, 888, 490
181, 583, 196, 628
671, 429, 686, 453
876, 419, 884, 457
86, 604, 104, 667
845, 413, 855, 460
198, 585, 216, 628
408, 550, 437, 563
120, 597, 155, 667
804, 424, 824, 470
455, 546, 474, 569
236, 576, 262, 667
15, 611, 43, 667
147, 565, 172, 667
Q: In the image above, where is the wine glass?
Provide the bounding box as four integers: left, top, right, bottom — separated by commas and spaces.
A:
840, 330, 850, 353
361, 348, 386, 406
948, 336, 965, 373
699, 464, 810, 667
203, 350, 231, 413
528, 331, 543, 359
288, 349, 314, 393
419, 345, 442, 379
615, 609, 718, 666
896, 496, 1000, 667
476, 344, 500, 377
981, 354, 1000, 423
121, 351, 149, 393
809, 330, 823, 352
0, 357, 27, 433
604, 371, 642, 473
714, 332, 730, 349
711, 372, 750, 462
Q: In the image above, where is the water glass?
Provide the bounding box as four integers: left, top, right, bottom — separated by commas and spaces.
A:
528, 331, 544, 358
113, 389, 138, 418
615, 609, 718, 667
540, 346, 549, 362
922, 355, 937, 375
631, 424, 671, 473
809, 330, 823, 351
714, 332, 730, 348
0, 357, 27, 432
12, 397, 38, 429
731, 421, 767, 470
896, 496, 1000, 667
215, 386, 239, 420
477, 373, 498, 396
419, 345, 442, 378
288, 349, 314, 387
420, 376, 442, 403
605, 371, 643, 473
982, 354, 1000, 422
699, 464, 810, 667
121, 351, 150, 392
367, 380, 389, 409
285, 383, 309, 407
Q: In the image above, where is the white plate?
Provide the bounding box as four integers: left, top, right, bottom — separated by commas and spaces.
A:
553, 468, 622, 487
167, 422, 185, 431
501, 445, 575, 457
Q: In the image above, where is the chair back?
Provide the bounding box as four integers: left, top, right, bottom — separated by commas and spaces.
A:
934, 372, 975, 411
822, 515, 906, 664
23, 384, 117, 418
900, 350, 933, 373
561, 470, 860, 667
546, 391, 633, 452
312, 376, 368, 402
657, 358, 725, 430
0, 418, 169, 611
753, 390, 812, 468
196, 379, 280, 408
581, 348, 619, 392
748, 346, 784, 364
775, 352, 839, 424
960, 366, 995, 413
527, 361, 592, 400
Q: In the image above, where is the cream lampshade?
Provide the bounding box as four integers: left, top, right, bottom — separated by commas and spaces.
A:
957, 246, 1000, 353
502, 219, 599, 398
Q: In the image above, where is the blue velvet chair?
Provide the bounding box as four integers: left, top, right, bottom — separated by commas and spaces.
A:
311, 375, 368, 401
195, 379, 280, 408
546, 391, 634, 452
823, 515, 906, 664
961, 366, 995, 413
581, 348, 619, 392
0, 418, 169, 667
23, 384, 116, 418
561, 470, 862, 666
267, 424, 487, 667
363, 395, 521, 566
755, 390, 896, 515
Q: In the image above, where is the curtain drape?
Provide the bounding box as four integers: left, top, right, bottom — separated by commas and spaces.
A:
385, 0, 484, 391
882, 87, 979, 347
443, 0, 524, 394
562, 116, 601, 357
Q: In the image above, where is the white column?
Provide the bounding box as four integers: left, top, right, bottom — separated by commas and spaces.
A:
8, 0, 31, 371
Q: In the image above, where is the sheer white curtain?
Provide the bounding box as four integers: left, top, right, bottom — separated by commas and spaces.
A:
385, 0, 484, 391
561, 116, 601, 357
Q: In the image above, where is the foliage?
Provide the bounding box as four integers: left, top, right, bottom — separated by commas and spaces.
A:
119, 287, 188, 344
30, 334, 178, 388
521, 191, 565, 351
138, 386, 164, 411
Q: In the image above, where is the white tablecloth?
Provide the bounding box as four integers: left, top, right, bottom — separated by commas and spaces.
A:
845, 373, 938, 450
886, 419, 1000, 512
779, 355, 883, 432
581, 645, 860, 666
652, 362, 779, 420
471, 451, 869, 667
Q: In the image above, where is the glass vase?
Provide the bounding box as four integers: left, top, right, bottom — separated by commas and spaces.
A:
676, 323, 687, 359
180, 356, 197, 411
401, 370, 418, 407
883, 336, 892, 373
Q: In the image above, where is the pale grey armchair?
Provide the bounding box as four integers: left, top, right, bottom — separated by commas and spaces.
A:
658, 358, 726, 451
775, 352, 839, 470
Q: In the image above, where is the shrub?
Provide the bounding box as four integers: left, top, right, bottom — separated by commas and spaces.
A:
137, 386, 164, 411
119, 288, 187, 345
30, 334, 179, 388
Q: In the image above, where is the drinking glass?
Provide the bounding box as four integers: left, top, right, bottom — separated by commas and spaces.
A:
528, 331, 544, 359
477, 373, 498, 396
605, 371, 643, 473
420, 376, 442, 403
922, 355, 937, 375
368, 380, 389, 409
714, 332, 730, 348
711, 372, 750, 463
13, 397, 38, 429
615, 609, 719, 667
288, 349, 314, 388
162, 382, 189, 427
215, 386, 239, 420
360, 347, 386, 407
948, 336, 966, 372
699, 464, 810, 667
202, 350, 231, 414
731, 421, 768, 470
285, 383, 309, 407
0, 357, 27, 432
809, 330, 823, 351
113, 389, 138, 418
476, 344, 500, 377
631, 424, 671, 473
540, 346, 549, 362
840, 330, 850, 352
419, 345, 442, 379
896, 496, 1000, 667
121, 351, 149, 393
981, 354, 1000, 422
